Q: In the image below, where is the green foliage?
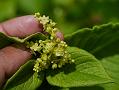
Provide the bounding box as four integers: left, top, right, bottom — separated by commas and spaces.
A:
46, 47, 112, 87
51, 83, 119, 90
0, 0, 119, 89
0, 25, 113, 89
3, 60, 44, 90
101, 55, 119, 84
65, 23, 119, 59
101, 55, 119, 90
0, 9, 119, 89
53, 54, 119, 90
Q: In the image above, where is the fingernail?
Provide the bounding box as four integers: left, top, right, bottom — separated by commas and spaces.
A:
56, 31, 64, 40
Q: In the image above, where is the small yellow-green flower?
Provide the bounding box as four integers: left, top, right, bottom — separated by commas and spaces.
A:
38, 15, 49, 25
26, 13, 74, 73
30, 43, 39, 51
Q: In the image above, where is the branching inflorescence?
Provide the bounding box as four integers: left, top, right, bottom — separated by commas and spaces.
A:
26, 13, 74, 73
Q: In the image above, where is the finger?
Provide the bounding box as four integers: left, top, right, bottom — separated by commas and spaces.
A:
0, 66, 5, 87
0, 46, 31, 86
56, 31, 64, 40
0, 15, 43, 37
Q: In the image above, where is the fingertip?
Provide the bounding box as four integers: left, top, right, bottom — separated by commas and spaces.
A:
0, 46, 31, 78
0, 15, 43, 37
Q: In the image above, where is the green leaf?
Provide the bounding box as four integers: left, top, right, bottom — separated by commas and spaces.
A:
0, 32, 46, 49
0, 32, 13, 49
100, 55, 119, 90
65, 23, 119, 59
3, 60, 44, 90
101, 55, 119, 84
46, 47, 112, 88
101, 83, 119, 90
50, 83, 119, 90
50, 84, 119, 90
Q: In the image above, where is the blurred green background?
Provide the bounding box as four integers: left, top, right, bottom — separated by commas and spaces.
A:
0, 0, 119, 35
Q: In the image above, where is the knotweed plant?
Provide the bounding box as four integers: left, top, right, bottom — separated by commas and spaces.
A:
26, 13, 74, 72
0, 13, 114, 90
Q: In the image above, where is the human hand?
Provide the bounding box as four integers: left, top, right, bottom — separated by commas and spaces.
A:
0, 15, 64, 87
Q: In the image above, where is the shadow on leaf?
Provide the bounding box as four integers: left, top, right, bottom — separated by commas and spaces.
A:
46, 63, 76, 77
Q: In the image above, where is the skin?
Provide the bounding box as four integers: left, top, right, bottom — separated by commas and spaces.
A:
0, 15, 64, 87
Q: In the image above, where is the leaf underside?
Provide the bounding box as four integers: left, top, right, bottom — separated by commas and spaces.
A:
0, 32, 46, 49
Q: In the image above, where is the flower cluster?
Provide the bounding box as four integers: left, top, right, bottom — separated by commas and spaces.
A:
26, 13, 74, 72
